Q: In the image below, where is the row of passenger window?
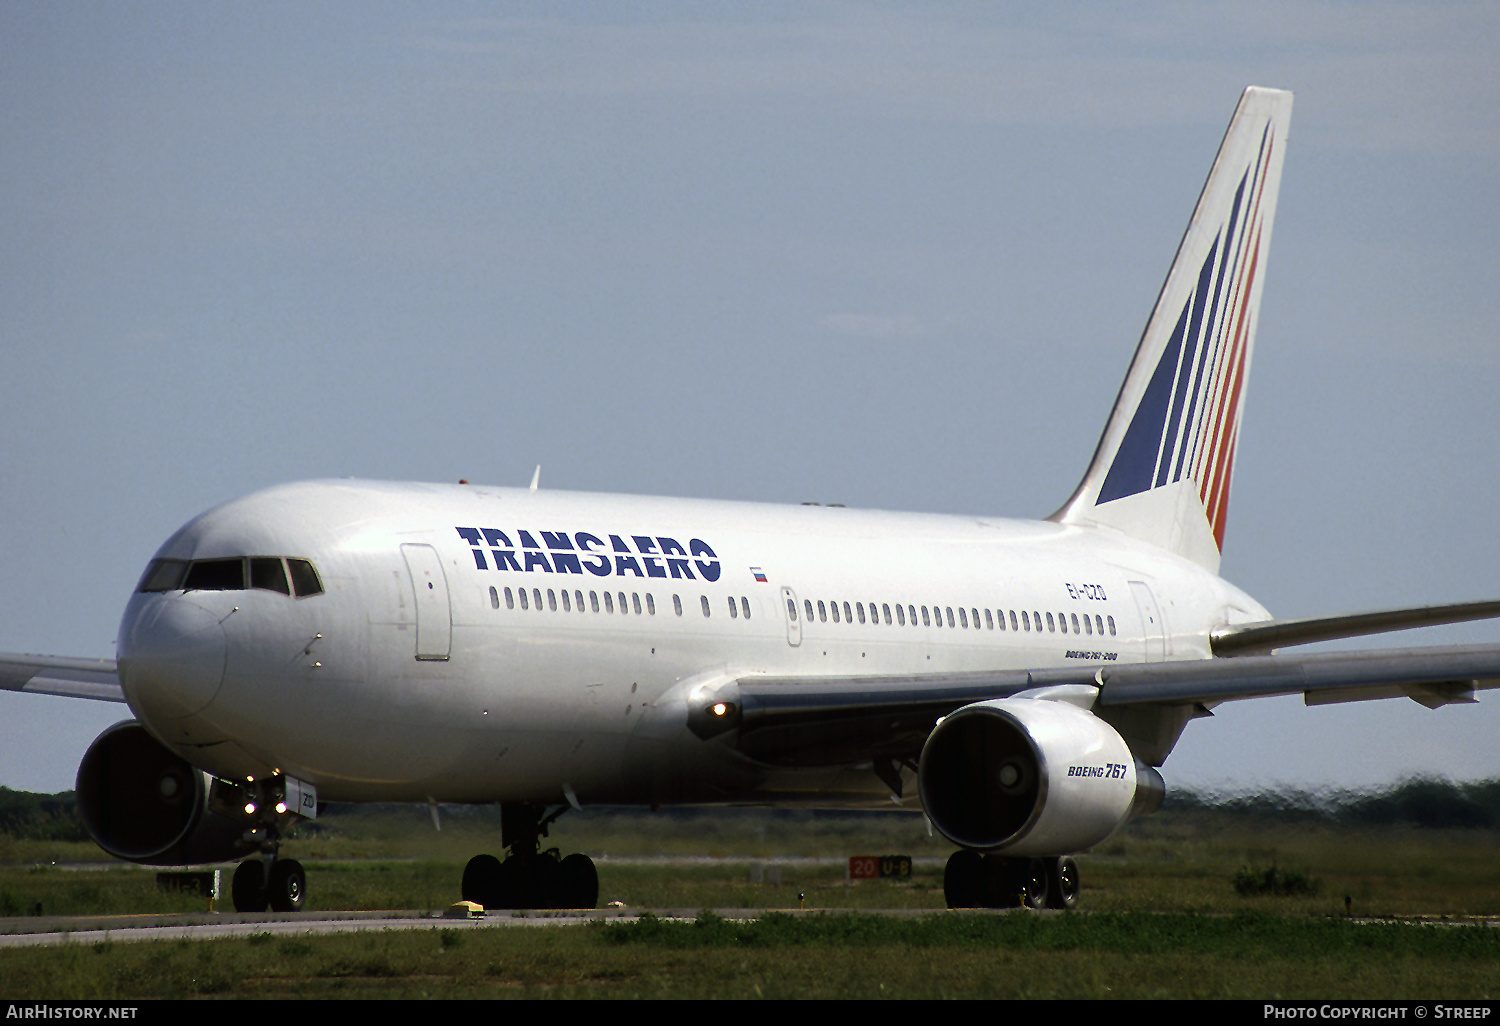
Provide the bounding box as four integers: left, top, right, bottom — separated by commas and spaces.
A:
790, 597, 1116, 637
492, 586, 751, 621
490, 583, 1115, 639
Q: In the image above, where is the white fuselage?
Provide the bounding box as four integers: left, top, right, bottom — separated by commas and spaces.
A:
116, 479, 1268, 807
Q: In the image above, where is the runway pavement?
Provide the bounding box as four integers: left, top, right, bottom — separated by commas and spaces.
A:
0, 908, 618, 948
0, 905, 956, 949
3, 905, 1494, 949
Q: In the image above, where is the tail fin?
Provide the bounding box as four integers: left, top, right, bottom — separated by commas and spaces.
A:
1051, 87, 1292, 573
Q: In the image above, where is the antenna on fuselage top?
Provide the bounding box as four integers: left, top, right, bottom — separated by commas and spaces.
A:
529, 465, 541, 491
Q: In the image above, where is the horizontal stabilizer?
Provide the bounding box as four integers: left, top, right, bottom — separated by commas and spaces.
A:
1097, 643, 1500, 709
1210, 599, 1500, 655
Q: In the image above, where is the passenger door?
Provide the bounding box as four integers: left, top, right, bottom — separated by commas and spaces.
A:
401, 543, 452, 661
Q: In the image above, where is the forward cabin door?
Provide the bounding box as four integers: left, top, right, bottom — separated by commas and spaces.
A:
402, 543, 452, 661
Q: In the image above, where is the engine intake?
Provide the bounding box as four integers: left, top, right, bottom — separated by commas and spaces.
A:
918, 696, 1162, 855
76, 721, 253, 865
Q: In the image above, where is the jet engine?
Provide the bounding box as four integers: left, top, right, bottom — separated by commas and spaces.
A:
76, 721, 254, 865
918, 696, 1163, 855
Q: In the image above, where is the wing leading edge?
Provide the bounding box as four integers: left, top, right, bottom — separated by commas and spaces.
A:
0, 654, 124, 704
703, 642, 1500, 769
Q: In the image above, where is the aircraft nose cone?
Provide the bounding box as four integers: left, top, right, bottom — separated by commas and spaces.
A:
118, 597, 228, 721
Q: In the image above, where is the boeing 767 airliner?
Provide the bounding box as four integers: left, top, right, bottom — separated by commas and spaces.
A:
6, 87, 1499, 913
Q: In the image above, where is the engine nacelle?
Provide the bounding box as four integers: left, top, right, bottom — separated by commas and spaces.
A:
918, 696, 1163, 855
76, 721, 255, 865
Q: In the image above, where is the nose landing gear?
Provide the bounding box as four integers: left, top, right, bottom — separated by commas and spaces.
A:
231, 854, 306, 913
461, 803, 599, 911
224, 775, 313, 913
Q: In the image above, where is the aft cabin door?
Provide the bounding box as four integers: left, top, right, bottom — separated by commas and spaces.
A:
1129, 580, 1167, 661
401, 543, 452, 661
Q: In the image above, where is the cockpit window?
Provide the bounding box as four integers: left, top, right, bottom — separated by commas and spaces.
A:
138, 559, 188, 593
138, 556, 324, 598
250, 557, 291, 595
286, 558, 323, 598
183, 558, 245, 591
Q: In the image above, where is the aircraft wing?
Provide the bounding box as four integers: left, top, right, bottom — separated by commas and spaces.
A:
0, 653, 124, 703
717, 643, 1500, 767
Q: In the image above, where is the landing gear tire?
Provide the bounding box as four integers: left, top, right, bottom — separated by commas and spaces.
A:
268, 859, 306, 912
1013, 857, 1049, 910
462, 854, 503, 909
232, 859, 268, 913
558, 852, 600, 909
1045, 856, 1080, 911
944, 850, 984, 909
978, 858, 1038, 906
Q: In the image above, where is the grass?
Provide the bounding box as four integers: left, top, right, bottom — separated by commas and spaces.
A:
7, 808, 1500, 919
2, 804, 1499, 997
0, 911, 1496, 999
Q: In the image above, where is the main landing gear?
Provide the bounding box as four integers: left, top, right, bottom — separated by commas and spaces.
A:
943, 851, 1080, 910
461, 803, 599, 911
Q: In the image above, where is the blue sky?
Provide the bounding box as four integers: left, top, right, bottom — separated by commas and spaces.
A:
3, 2, 1498, 796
